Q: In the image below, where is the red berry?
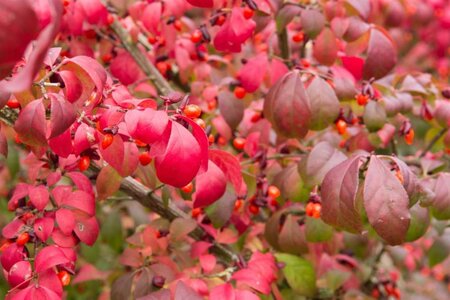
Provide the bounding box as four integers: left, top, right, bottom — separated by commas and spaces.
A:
106, 14, 114, 25
215, 15, 226, 26
306, 202, 322, 218
156, 61, 170, 76
139, 152, 152, 166
233, 137, 246, 150
356, 93, 369, 106
336, 119, 347, 135
101, 134, 114, 149
191, 30, 202, 43
181, 182, 194, 193
173, 20, 182, 31
243, 7, 254, 19
58, 271, 71, 286
101, 53, 112, 63
249, 204, 259, 215
234, 86, 246, 99
405, 129, 414, 145
6, 98, 20, 109
268, 185, 281, 199
183, 104, 202, 119
192, 207, 202, 218
16, 232, 30, 246
148, 35, 157, 44
234, 199, 243, 211
292, 32, 304, 43
208, 134, 215, 145
250, 112, 261, 123
78, 156, 90, 172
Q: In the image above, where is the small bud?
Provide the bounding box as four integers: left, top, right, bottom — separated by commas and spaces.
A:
152, 275, 166, 288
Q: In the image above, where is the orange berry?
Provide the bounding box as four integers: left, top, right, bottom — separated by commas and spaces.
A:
58, 271, 71, 286
194, 118, 206, 129
249, 204, 259, 215
6, 98, 20, 109
306, 202, 321, 218
243, 7, 254, 19
181, 182, 194, 193
234, 199, 243, 211
156, 61, 170, 76
135, 139, 147, 147
78, 156, 90, 172
233, 137, 246, 150
139, 152, 152, 166
101, 134, 114, 149
173, 20, 182, 31
14, 134, 21, 144
356, 93, 369, 106
207, 100, 217, 110
191, 30, 202, 43
192, 207, 202, 218
395, 169, 404, 184
16, 232, 29, 246
217, 136, 227, 146
234, 86, 246, 99
183, 104, 202, 119
405, 129, 414, 145
208, 134, 215, 145
0, 240, 12, 252
292, 32, 304, 43
336, 119, 347, 135
268, 185, 281, 199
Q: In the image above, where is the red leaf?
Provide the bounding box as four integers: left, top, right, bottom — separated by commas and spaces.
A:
209, 149, 243, 194
14, 99, 47, 147
66, 171, 94, 194
56, 208, 76, 235
2, 219, 25, 239
345, 0, 370, 20
63, 190, 95, 216
321, 155, 364, 233
72, 264, 108, 284
232, 269, 271, 294
48, 93, 76, 139
78, 0, 108, 25
0, 0, 39, 79
154, 121, 202, 187
96, 166, 122, 200
141, 2, 162, 34
73, 215, 99, 246
341, 56, 364, 82
217, 91, 244, 130
174, 281, 203, 300
34, 217, 54, 242
0, 0, 62, 92
199, 254, 216, 273
51, 185, 72, 206
363, 27, 397, 80
186, 0, 213, 8
49, 129, 73, 158
0, 244, 26, 272
313, 27, 338, 66
73, 123, 98, 155
363, 156, 410, 245
210, 284, 235, 300
29, 185, 50, 211
177, 116, 209, 173
110, 51, 143, 85
213, 8, 256, 53
8, 260, 32, 288
35, 245, 70, 273
98, 133, 125, 174
51, 229, 79, 248
194, 160, 226, 208
59, 70, 83, 103
237, 53, 269, 93
125, 108, 170, 145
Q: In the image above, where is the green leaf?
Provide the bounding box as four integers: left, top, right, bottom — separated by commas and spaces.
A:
275, 253, 317, 297
305, 217, 333, 242
101, 209, 124, 252
325, 270, 351, 291
428, 236, 450, 267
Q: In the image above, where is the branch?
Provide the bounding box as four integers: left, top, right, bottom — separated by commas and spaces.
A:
277, 28, 290, 62
419, 127, 447, 158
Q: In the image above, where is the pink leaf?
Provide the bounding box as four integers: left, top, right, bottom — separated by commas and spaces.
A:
49, 129, 73, 158
363, 27, 397, 80
2, 219, 25, 239
14, 99, 47, 147
63, 190, 95, 216
235, 290, 260, 300
51, 185, 72, 206
363, 156, 410, 245
313, 27, 338, 66
341, 56, 364, 81
232, 269, 271, 294
72, 264, 108, 284
210, 284, 235, 300
154, 121, 202, 187
51, 229, 79, 248
177, 116, 209, 173
110, 51, 143, 85
213, 8, 256, 53
0, 0, 62, 92
56, 208, 76, 235
29, 185, 50, 211
8, 261, 32, 288
48, 93, 76, 138
194, 161, 226, 208
174, 281, 203, 300
66, 171, 94, 194
269, 58, 289, 85
0, 244, 26, 272
141, 3, 162, 34
98, 133, 125, 174
58, 70, 83, 103
34, 217, 54, 242
237, 53, 269, 93
0, 0, 39, 79
73, 215, 99, 246
199, 254, 216, 273
35, 245, 70, 273
78, 0, 108, 25
125, 108, 170, 145
73, 123, 98, 155
38, 269, 63, 296
209, 149, 243, 193
186, 0, 213, 8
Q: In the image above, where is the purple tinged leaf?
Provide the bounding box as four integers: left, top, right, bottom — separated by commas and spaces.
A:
218, 91, 244, 130
48, 93, 76, 138
276, 5, 302, 33
35, 245, 70, 273
405, 204, 430, 242
209, 149, 243, 194
96, 165, 122, 200
174, 281, 203, 300
301, 9, 325, 38
14, 99, 47, 146
194, 160, 226, 208
154, 121, 202, 187
430, 173, 450, 220
237, 53, 268, 93
363, 27, 397, 80
263, 70, 311, 139
278, 215, 308, 255
34, 217, 54, 242
345, 0, 371, 20
29, 185, 50, 211
299, 141, 347, 187
313, 28, 338, 66
321, 155, 364, 233
363, 155, 410, 245
0, 124, 8, 157
307, 76, 340, 130
125, 109, 169, 145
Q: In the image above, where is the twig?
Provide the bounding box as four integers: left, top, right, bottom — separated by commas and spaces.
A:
419, 127, 447, 158
277, 28, 290, 63
241, 153, 303, 165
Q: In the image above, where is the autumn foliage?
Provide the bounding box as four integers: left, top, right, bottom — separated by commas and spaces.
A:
0, 0, 450, 299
